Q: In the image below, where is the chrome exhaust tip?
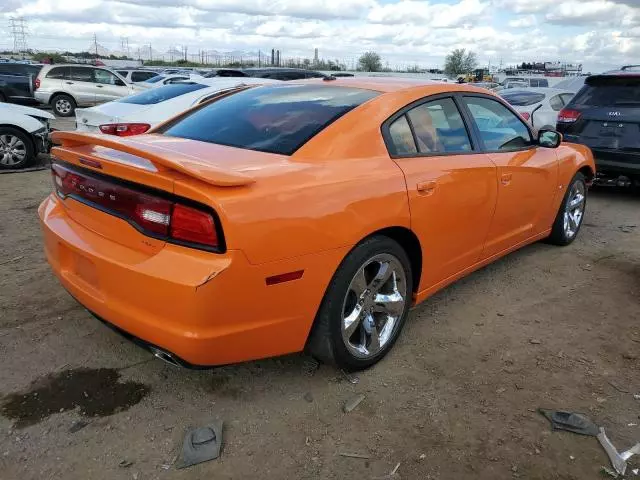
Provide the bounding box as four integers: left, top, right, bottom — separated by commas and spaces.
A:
148, 346, 181, 367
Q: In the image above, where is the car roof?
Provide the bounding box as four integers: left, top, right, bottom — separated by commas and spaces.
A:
287, 76, 486, 94
501, 87, 573, 95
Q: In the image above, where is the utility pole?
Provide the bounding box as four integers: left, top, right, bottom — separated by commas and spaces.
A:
93, 33, 99, 57
9, 17, 28, 54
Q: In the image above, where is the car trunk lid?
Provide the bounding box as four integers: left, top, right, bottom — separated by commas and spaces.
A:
50, 131, 257, 253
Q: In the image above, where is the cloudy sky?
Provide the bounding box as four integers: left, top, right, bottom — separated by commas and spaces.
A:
2, 0, 639, 72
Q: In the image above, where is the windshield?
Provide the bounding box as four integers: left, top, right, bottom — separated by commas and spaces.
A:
501, 91, 546, 106
573, 76, 640, 106
162, 84, 379, 155
144, 75, 165, 84
117, 83, 207, 105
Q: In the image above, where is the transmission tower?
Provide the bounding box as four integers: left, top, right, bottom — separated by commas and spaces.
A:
9, 17, 28, 53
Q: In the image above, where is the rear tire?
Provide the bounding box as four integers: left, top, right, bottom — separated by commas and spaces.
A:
0, 127, 35, 169
546, 172, 587, 246
306, 236, 413, 371
51, 94, 76, 117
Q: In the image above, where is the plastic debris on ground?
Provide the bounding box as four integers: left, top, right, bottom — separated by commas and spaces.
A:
176, 421, 223, 469
538, 409, 599, 436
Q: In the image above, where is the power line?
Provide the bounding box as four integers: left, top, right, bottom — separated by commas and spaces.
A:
9, 17, 28, 53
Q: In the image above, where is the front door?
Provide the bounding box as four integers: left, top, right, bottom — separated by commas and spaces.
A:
384, 96, 498, 291
460, 95, 558, 258
93, 69, 131, 103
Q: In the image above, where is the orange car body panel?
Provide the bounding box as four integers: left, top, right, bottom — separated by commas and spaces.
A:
39, 78, 596, 366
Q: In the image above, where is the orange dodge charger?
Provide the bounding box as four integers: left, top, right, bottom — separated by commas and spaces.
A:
39, 78, 595, 370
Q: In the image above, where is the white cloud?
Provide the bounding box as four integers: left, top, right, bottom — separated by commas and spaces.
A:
0, 0, 638, 72
508, 15, 536, 28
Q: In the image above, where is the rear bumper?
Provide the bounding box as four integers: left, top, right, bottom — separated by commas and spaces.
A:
39, 194, 346, 366
592, 149, 640, 176
34, 91, 52, 105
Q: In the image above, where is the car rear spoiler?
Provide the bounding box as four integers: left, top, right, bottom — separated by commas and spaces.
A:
51, 131, 255, 187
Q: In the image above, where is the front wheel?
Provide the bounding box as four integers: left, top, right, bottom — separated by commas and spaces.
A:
0, 127, 35, 169
306, 236, 413, 371
546, 172, 587, 245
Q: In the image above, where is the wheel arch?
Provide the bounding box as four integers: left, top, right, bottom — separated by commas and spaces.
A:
49, 91, 78, 104
0, 123, 37, 152
359, 226, 423, 294
578, 165, 595, 183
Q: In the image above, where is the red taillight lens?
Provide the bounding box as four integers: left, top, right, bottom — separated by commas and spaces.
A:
171, 204, 218, 247
99, 123, 151, 137
558, 109, 581, 124
34, 78, 40, 90
519, 111, 531, 121
51, 163, 219, 249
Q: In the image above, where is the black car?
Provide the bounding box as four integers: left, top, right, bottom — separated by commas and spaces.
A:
556, 68, 640, 182
0, 63, 43, 105
205, 67, 327, 81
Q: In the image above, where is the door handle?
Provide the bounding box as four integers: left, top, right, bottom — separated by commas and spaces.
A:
500, 173, 513, 186
65, 81, 74, 85
416, 180, 437, 195
96, 85, 104, 88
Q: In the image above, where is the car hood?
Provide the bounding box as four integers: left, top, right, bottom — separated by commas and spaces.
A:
0, 103, 54, 120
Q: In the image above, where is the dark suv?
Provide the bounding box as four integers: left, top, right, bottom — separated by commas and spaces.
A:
556, 68, 640, 182
205, 67, 327, 81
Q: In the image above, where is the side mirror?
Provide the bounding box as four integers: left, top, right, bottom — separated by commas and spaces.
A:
538, 129, 562, 148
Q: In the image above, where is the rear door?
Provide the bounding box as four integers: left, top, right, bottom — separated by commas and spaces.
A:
460, 95, 558, 258
68, 67, 97, 105
383, 95, 498, 288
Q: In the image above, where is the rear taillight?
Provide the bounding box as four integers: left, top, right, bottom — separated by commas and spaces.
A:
171, 204, 218, 247
51, 163, 220, 250
99, 123, 151, 137
34, 78, 40, 90
519, 112, 531, 121
557, 109, 581, 124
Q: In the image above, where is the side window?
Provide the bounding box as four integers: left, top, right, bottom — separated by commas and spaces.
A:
388, 115, 417, 155
305, 72, 325, 79
405, 98, 472, 153
116, 70, 128, 78
549, 94, 564, 111
46, 67, 68, 79
131, 71, 156, 82
464, 96, 532, 151
94, 69, 120, 85
560, 93, 574, 105
70, 67, 94, 82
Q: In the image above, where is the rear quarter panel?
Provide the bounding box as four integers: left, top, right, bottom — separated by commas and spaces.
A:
173, 156, 411, 265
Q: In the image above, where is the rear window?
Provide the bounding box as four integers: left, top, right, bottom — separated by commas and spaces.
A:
144, 75, 165, 84
131, 71, 157, 82
118, 83, 207, 105
572, 76, 640, 106
501, 91, 546, 106
162, 85, 379, 155
46, 66, 68, 79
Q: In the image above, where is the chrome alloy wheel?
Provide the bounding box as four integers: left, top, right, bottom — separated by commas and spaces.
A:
55, 98, 72, 115
341, 253, 407, 359
563, 181, 586, 239
0, 134, 26, 166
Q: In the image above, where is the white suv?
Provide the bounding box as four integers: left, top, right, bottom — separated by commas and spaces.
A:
34, 64, 142, 117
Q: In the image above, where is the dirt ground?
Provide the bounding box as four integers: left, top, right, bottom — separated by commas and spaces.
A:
1, 164, 639, 479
